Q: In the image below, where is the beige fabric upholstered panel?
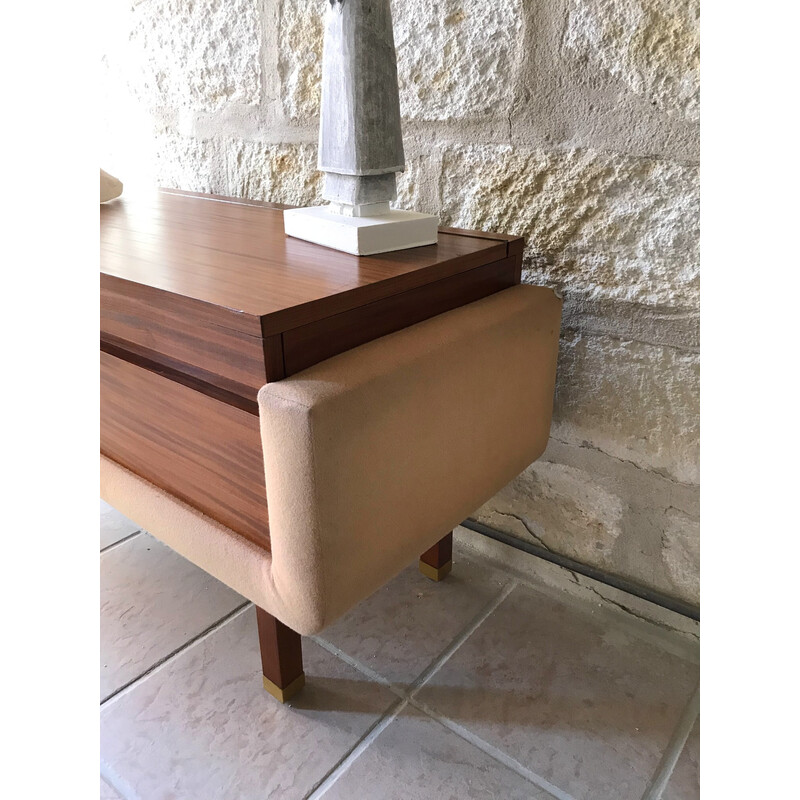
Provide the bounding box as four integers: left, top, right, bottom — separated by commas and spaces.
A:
101, 456, 283, 616
100, 285, 562, 636
259, 285, 562, 633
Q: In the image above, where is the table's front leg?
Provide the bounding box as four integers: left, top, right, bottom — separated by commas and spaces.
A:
256, 607, 305, 702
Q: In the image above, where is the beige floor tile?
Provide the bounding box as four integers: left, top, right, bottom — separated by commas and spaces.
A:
100, 533, 244, 702
317, 546, 509, 688
324, 705, 554, 800
415, 583, 699, 800
100, 499, 140, 550
663, 718, 699, 800
100, 606, 397, 800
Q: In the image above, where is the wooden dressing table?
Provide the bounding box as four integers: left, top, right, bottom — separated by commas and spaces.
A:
100, 188, 528, 701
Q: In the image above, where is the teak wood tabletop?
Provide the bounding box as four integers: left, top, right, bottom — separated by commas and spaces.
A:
100, 188, 525, 549
101, 190, 519, 334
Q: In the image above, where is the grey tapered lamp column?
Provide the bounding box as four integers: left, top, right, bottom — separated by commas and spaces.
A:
283, 0, 438, 256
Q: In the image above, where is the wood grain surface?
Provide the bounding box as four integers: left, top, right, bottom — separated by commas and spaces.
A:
256, 607, 304, 687
283, 255, 518, 375
100, 190, 512, 336
101, 274, 270, 395
100, 190, 526, 557
100, 350, 270, 549
420, 532, 454, 569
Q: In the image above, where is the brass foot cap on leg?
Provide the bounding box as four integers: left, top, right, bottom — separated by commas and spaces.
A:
262, 673, 306, 703
419, 559, 453, 582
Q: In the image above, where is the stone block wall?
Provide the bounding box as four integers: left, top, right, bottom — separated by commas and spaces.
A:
100, 0, 700, 607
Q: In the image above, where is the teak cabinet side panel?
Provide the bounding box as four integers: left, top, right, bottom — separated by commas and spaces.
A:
100, 351, 271, 550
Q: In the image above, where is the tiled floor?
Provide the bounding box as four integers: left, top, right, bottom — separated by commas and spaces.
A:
100, 499, 699, 800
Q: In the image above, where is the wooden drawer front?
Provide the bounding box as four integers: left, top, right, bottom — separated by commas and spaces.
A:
101, 351, 270, 550
282, 256, 518, 375
101, 277, 274, 401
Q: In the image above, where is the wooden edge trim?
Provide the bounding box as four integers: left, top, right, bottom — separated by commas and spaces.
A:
100, 272, 265, 339
100, 337, 260, 415
508, 238, 525, 258
259, 240, 508, 337
280, 255, 519, 375
438, 225, 525, 250
263, 333, 286, 382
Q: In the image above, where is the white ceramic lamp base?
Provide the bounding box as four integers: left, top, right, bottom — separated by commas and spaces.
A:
283, 206, 438, 256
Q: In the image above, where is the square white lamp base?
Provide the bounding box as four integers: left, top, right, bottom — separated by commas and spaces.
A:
283, 206, 438, 256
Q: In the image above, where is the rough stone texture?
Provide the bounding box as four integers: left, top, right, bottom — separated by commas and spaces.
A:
479, 460, 625, 570
153, 135, 227, 195
279, 0, 323, 120
279, 0, 524, 122
227, 142, 323, 206
563, 0, 700, 122
475, 437, 700, 605
553, 331, 699, 484
660, 507, 700, 603
99, 0, 700, 609
561, 296, 699, 351
394, 151, 433, 214
394, 0, 524, 121
440, 145, 699, 308
128, 0, 261, 113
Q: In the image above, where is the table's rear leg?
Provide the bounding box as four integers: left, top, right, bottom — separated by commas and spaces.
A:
256, 606, 305, 702
419, 531, 453, 582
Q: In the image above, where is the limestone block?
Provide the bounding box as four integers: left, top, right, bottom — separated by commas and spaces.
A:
129, 0, 261, 113
227, 142, 323, 206
476, 460, 625, 571
279, 0, 324, 120
440, 145, 699, 308
563, 0, 700, 121
153, 135, 226, 195
661, 506, 700, 602
279, 0, 524, 121
553, 331, 699, 484
475, 437, 700, 606
394, 151, 434, 212
394, 0, 524, 120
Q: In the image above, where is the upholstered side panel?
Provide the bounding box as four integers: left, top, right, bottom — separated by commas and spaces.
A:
100, 456, 308, 630
259, 285, 562, 630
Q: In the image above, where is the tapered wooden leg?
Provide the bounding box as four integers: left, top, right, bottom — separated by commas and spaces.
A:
256, 606, 305, 702
419, 531, 453, 581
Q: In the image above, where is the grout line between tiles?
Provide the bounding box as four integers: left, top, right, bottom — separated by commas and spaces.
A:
100, 530, 143, 554
310, 636, 397, 692
101, 761, 139, 800
408, 579, 518, 695
302, 696, 408, 800
313, 578, 518, 702
320, 573, 574, 800
407, 694, 576, 800
640, 683, 700, 800
303, 581, 519, 796
100, 600, 252, 708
